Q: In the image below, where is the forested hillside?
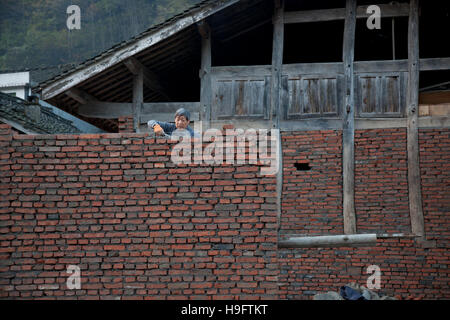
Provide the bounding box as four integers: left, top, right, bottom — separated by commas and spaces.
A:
0, 0, 201, 71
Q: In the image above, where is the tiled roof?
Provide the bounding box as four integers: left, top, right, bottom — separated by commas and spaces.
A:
35, 0, 220, 90
0, 92, 81, 134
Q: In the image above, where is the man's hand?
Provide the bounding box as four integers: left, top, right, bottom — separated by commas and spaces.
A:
153, 124, 164, 136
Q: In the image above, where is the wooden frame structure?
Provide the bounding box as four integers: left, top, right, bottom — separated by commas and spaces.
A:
37, 0, 450, 241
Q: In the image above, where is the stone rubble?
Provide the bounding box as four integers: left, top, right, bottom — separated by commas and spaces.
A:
312, 282, 397, 300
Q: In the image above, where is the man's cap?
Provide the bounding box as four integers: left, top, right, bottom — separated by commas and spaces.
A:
175, 108, 190, 121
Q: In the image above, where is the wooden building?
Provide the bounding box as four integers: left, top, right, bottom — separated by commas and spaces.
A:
1, 0, 449, 299
35, 0, 450, 238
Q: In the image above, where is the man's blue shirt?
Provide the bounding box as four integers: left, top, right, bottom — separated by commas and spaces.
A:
148, 120, 195, 137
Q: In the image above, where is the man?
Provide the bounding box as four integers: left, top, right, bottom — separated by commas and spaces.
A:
147, 108, 195, 137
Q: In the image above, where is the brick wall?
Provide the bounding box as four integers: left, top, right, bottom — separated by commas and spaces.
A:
281, 130, 343, 235
0, 125, 279, 299
355, 128, 410, 234
419, 129, 450, 240
118, 116, 134, 133
1, 122, 449, 300
278, 128, 450, 300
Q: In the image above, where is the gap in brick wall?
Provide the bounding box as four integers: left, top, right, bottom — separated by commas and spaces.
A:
294, 162, 311, 171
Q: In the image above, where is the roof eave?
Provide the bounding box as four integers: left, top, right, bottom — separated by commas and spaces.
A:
38, 0, 240, 101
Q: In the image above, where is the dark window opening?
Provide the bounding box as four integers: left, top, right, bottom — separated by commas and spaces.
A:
355, 17, 408, 61
295, 162, 311, 171
284, 0, 345, 11
419, 0, 450, 59
419, 70, 450, 105
283, 21, 344, 64
212, 22, 273, 67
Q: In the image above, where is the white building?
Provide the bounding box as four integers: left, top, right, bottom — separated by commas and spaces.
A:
0, 71, 31, 100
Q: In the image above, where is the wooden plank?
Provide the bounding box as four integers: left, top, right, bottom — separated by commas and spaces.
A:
213, 80, 233, 117
342, 0, 357, 235
271, 0, 284, 128
141, 102, 201, 114
211, 65, 272, 78
419, 57, 450, 71
211, 60, 344, 79
284, 8, 345, 24
264, 75, 271, 120
354, 60, 408, 73
132, 67, 144, 132
418, 116, 450, 128
359, 76, 377, 114
199, 21, 212, 128
65, 88, 97, 105
281, 75, 289, 120
406, 0, 425, 237
41, 0, 240, 100
321, 78, 338, 114
283, 62, 343, 75
249, 79, 265, 116
279, 119, 343, 131
283, 3, 409, 24
305, 78, 320, 114
78, 101, 200, 118
124, 57, 170, 101
140, 112, 200, 124
287, 78, 302, 116
279, 234, 377, 248
383, 75, 401, 114
419, 90, 450, 105
233, 80, 246, 116
356, 3, 409, 18
280, 117, 449, 131
78, 102, 132, 118
354, 58, 450, 73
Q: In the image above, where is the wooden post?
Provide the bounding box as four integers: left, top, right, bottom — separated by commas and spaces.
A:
198, 21, 212, 130
342, 0, 357, 234
271, 0, 284, 232
132, 67, 144, 132
271, 0, 284, 129
407, 0, 425, 236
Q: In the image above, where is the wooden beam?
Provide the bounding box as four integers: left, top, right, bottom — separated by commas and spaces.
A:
283, 62, 344, 75
279, 234, 377, 248
342, 0, 357, 235
124, 57, 170, 101
65, 88, 97, 105
198, 21, 212, 129
132, 67, 144, 132
140, 112, 200, 124
78, 102, 131, 118
141, 102, 201, 114
419, 90, 450, 105
284, 3, 409, 24
419, 57, 450, 71
271, 0, 284, 125
77, 101, 201, 119
275, 129, 283, 227
284, 8, 345, 24
41, 0, 240, 100
406, 0, 425, 237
